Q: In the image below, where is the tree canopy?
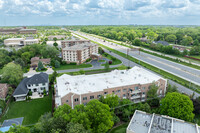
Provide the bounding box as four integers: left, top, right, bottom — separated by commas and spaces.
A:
160, 92, 194, 122
1, 62, 23, 86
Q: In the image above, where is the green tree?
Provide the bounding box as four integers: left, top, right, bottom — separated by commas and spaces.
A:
104, 62, 110, 71
147, 31, 158, 41
53, 37, 57, 41
193, 39, 199, 46
166, 84, 177, 93
53, 42, 58, 47
21, 52, 31, 64
160, 92, 194, 121
53, 104, 72, 122
165, 34, 177, 43
147, 83, 159, 107
85, 100, 114, 133
15, 58, 25, 69
66, 122, 90, 133
147, 83, 158, 98
6, 124, 30, 133
181, 36, 193, 46
100, 94, 120, 108
136, 103, 151, 113
1, 63, 23, 86
34, 112, 53, 133
132, 39, 142, 46
0, 49, 12, 69
54, 60, 60, 68
38, 61, 44, 71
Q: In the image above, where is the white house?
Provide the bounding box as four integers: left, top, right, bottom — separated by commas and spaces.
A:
13, 73, 49, 101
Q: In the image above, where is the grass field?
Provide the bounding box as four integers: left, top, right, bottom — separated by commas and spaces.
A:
0, 92, 52, 125
109, 123, 128, 133
101, 53, 122, 66
54, 63, 92, 71
191, 55, 200, 59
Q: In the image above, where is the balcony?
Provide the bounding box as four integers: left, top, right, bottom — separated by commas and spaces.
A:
129, 89, 141, 94
142, 94, 146, 98
130, 95, 140, 99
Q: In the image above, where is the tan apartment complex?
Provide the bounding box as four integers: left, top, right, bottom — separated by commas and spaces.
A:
48, 35, 66, 40
55, 66, 167, 108
4, 38, 39, 47
61, 40, 99, 64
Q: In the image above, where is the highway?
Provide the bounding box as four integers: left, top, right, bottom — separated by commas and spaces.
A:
73, 31, 200, 87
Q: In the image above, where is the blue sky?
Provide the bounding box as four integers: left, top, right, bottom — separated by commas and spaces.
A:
0, 0, 200, 26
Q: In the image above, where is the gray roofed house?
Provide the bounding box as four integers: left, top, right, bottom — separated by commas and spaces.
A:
153, 41, 169, 46
13, 73, 49, 101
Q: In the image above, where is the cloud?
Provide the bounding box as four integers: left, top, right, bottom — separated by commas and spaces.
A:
123, 0, 151, 11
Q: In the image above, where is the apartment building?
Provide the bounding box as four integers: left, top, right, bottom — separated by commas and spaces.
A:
0, 27, 37, 34
4, 38, 39, 47
48, 35, 66, 40
61, 40, 98, 64
61, 40, 90, 48
127, 110, 200, 133
55, 66, 167, 108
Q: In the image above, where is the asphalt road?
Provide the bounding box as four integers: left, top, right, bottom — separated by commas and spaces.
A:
74, 31, 200, 86
72, 31, 200, 98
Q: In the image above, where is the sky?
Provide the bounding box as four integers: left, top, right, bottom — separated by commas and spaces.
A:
0, 0, 200, 26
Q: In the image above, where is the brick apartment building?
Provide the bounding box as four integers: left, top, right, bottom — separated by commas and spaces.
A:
55, 66, 167, 108
61, 40, 99, 64
0, 27, 36, 34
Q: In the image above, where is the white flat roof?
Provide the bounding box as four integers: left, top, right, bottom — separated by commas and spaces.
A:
56, 66, 164, 97
5, 38, 24, 41
24, 39, 38, 42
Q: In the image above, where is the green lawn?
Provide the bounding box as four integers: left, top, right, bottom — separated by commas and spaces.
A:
109, 123, 128, 133
101, 53, 122, 66
0, 92, 52, 125
190, 55, 200, 59
54, 63, 92, 71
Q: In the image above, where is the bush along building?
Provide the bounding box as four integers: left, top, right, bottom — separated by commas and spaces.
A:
55, 66, 167, 108
13, 73, 49, 101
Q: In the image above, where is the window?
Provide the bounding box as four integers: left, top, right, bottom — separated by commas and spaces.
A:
84, 102, 87, 106
112, 90, 115, 93
123, 94, 126, 97
142, 92, 145, 95
43, 83, 45, 86
83, 97, 87, 100
97, 95, 101, 98
104, 92, 108, 95
74, 98, 79, 102
117, 90, 121, 93
36, 84, 39, 86
90, 96, 94, 99
135, 86, 138, 90
28, 84, 31, 87
29, 89, 31, 92
40, 87, 43, 90
66, 100, 68, 102
142, 87, 146, 90
123, 89, 127, 92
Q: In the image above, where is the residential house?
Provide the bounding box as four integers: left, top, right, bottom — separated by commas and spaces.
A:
13, 73, 49, 101
0, 84, 9, 100
153, 41, 169, 46
30, 57, 50, 68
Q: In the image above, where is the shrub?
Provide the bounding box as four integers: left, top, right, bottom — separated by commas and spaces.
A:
43, 89, 47, 96
108, 60, 112, 64
28, 91, 32, 96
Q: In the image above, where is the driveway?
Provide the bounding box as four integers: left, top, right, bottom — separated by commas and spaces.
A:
87, 57, 109, 68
